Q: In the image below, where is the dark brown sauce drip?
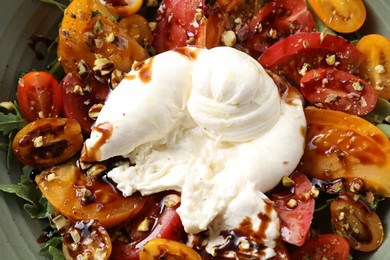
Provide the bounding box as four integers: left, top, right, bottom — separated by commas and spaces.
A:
133, 58, 153, 83
28, 34, 53, 60
173, 47, 201, 61
80, 122, 113, 162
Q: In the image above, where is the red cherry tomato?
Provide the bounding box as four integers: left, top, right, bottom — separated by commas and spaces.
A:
271, 171, 315, 246
291, 234, 350, 260
110, 193, 185, 260
152, 0, 206, 54
17, 71, 62, 122
60, 73, 110, 134
300, 68, 378, 116
248, 0, 315, 53
258, 32, 365, 86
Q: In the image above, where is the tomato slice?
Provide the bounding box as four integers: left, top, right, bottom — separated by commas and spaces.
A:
139, 238, 201, 260
35, 161, 147, 228
152, 0, 206, 54
356, 34, 390, 100
271, 171, 315, 246
308, 0, 366, 33
330, 192, 384, 252
63, 220, 112, 260
300, 68, 378, 116
258, 32, 365, 86
110, 194, 185, 260
17, 71, 62, 122
248, 0, 315, 53
291, 234, 350, 260
300, 106, 390, 197
100, 0, 143, 16
60, 73, 110, 134
12, 118, 83, 168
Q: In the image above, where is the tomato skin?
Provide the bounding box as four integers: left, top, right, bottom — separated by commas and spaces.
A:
100, 0, 143, 16
152, 0, 206, 54
110, 195, 184, 260
139, 238, 201, 260
330, 192, 384, 252
291, 234, 350, 260
17, 71, 62, 122
309, 0, 366, 33
63, 220, 112, 260
300, 68, 378, 116
356, 34, 390, 100
258, 32, 365, 86
271, 171, 315, 246
60, 73, 110, 134
35, 161, 147, 228
300, 106, 390, 197
12, 118, 83, 168
248, 0, 315, 53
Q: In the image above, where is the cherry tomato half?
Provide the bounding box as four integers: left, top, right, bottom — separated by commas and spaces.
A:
300, 68, 378, 116
258, 32, 365, 86
309, 0, 366, 33
248, 0, 315, 53
35, 160, 147, 228
17, 71, 62, 122
139, 238, 201, 260
63, 220, 112, 260
291, 234, 350, 260
100, 0, 143, 17
356, 34, 390, 100
12, 118, 83, 168
271, 171, 315, 246
330, 192, 384, 252
300, 107, 390, 197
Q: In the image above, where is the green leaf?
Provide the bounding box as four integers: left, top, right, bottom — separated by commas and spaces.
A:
377, 124, 390, 139
363, 98, 390, 124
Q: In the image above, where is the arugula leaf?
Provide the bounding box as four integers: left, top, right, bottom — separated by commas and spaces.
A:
0, 101, 27, 135
39, 0, 69, 12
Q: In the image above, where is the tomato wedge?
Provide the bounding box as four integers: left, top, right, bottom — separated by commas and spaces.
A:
271, 171, 315, 246
258, 32, 365, 86
300, 106, 390, 197
100, 0, 143, 16
35, 161, 147, 228
291, 234, 350, 260
356, 34, 390, 100
300, 68, 378, 116
17, 71, 62, 122
139, 238, 201, 260
330, 192, 384, 252
248, 0, 315, 53
309, 0, 366, 33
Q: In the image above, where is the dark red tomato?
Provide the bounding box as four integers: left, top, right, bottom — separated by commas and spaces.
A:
271, 171, 315, 246
258, 32, 365, 86
300, 68, 378, 116
248, 0, 314, 54
17, 71, 62, 122
110, 193, 185, 260
152, 0, 205, 54
291, 234, 350, 260
60, 73, 110, 134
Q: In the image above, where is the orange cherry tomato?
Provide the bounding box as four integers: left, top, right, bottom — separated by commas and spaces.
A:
17, 71, 62, 122
100, 0, 143, 16
63, 220, 112, 260
299, 106, 390, 197
330, 192, 384, 252
12, 118, 83, 168
35, 160, 147, 228
356, 34, 390, 100
308, 0, 366, 33
58, 0, 149, 74
139, 238, 201, 260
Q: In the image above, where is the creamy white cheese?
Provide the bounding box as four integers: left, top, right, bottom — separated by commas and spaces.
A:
81, 46, 306, 258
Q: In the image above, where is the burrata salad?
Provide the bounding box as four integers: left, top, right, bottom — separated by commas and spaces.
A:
1, 0, 390, 259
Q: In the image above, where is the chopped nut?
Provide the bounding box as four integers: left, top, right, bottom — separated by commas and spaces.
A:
349, 178, 364, 193
75, 186, 96, 205
52, 215, 70, 232
88, 103, 104, 120
352, 81, 364, 91
110, 69, 124, 89
38, 111, 44, 119
282, 176, 295, 187
86, 163, 106, 179
310, 186, 320, 198
93, 57, 114, 76
320, 29, 328, 44
137, 218, 152, 232
93, 19, 104, 35
221, 30, 236, 46
326, 181, 344, 194
257, 23, 263, 33
106, 32, 115, 43
324, 93, 339, 103
326, 55, 336, 66
268, 28, 277, 39
234, 17, 242, 25
164, 194, 181, 208
77, 60, 90, 81
298, 63, 311, 76
70, 228, 81, 243
73, 84, 84, 95
46, 172, 56, 182
148, 22, 157, 31
375, 64, 385, 74
33, 136, 44, 148
286, 198, 298, 209
303, 40, 309, 49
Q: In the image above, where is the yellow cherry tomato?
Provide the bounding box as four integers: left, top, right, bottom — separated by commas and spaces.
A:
100, 0, 143, 16
139, 238, 202, 260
